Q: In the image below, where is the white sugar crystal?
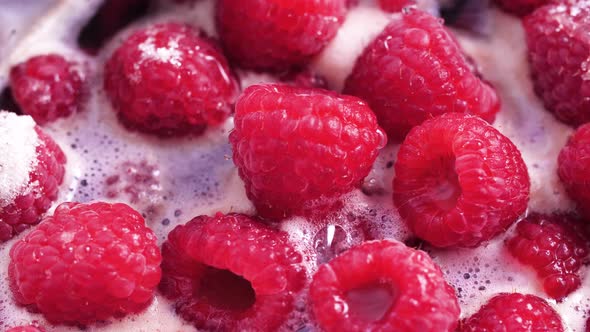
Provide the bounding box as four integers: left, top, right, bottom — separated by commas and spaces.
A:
0, 112, 39, 207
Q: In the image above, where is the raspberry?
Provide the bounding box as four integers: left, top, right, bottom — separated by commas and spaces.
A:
310, 240, 460, 332
6, 326, 45, 332
506, 213, 590, 300
494, 0, 550, 16
9, 54, 84, 125
379, 0, 416, 12
460, 293, 564, 332
0, 114, 67, 242
524, 1, 590, 127
216, 0, 347, 71
393, 113, 530, 248
159, 213, 305, 331
558, 123, 590, 219
229, 84, 386, 220
9, 202, 162, 325
344, 9, 500, 142
104, 23, 239, 137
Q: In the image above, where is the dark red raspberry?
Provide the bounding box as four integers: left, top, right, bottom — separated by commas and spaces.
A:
379, 0, 416, 12
344, 9, 500, 142
159, 213, 305, 331
6, 326, 45, 332
0, 114, 67, 243
495, 0, 550, 16
229, 84, 386, 220
104, 23, 239, 137
9, 202, 162, 325
461, 293, 564, 332
310, 240, 460, 332
506, 213, 590, 300
9, 54, 84, 125
393, 113, 530, 248
216, 0, 347, 71
558, 123, 590, 219
524, 1, 590, 127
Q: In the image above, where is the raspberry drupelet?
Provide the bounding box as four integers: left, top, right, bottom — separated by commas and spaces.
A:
461, 293, 564, 331
506, 213, 590, 300
216, 0, 347, 71
229, 84, 386, 220
9, 54, 84, 125
9, 202, 162, 325
0, 112, 66, 242
310, 240, 460, 332
344, 9, 500, 142
393, 113, 530, 248
159, 213, 306, 331
558, 123, 590, 219
524, 0, 590, 126
104, 23, 239, 137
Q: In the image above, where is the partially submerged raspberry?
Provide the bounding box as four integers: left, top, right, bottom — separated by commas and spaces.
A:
379, 0, 416, 12
461, 293, 564, 331
494, 0, 550, 16
230, 84, 386, 220
159, 213, 305, 331
9, 202, 162, 325
0, 112, 66, 242
344, 9, 500, 142
9, 54, 84, 125
104, 23, 239, 137
558, 123, 590, 219
506, 213, 590, 300
393, 113, 530, 248
216, 0, 347, 71
310, 240, 460, 332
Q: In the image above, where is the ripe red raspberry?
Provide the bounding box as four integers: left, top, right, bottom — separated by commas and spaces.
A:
159, 213, 305, 331
506, 213, 590, 300
461, 293, 564, 332
558, 123, 590, 219
104, 23, 239, 137
379, 0, 416, 12
310, 240, 460, 332
229, 84, 386, 220
6, 326, 45, 332
0, 113, 67, 242
344, 9, 500, 142
524, 1, 590, 127
9, 54, 84, 125
9, 202, 162, 325
494, 0, 550, 16
393, 113, 530, 248
216, 0, 347, 71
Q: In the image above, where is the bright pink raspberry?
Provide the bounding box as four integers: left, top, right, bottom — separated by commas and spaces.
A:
229, 84, 386, 220
104, 23, 239, 137
393, 113, 530, 248
0, 113, 67, 242
524, 1, 590, 126
6, 326, 45, 332
379, 0, 416, 12
495, 0, 551, 16
558, 124, 590, 219
159, 213, 305, 331
461, 293, 564, 331
344, 9, 500, 142
9, 202, 162, 325
506, 213, 590, 300
310, 240, 460, 332
216, 0, 347, 71
9, 54, 84, 125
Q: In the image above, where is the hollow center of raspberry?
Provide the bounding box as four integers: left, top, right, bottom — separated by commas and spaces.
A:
426, 156, 461, 211
198, 266, 256, 312
344, 283, 395, 322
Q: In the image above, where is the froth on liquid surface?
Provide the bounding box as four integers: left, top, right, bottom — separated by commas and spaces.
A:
0, 1, 588, 331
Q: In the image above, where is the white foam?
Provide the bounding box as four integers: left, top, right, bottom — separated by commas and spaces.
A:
0, 112, 39, 208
